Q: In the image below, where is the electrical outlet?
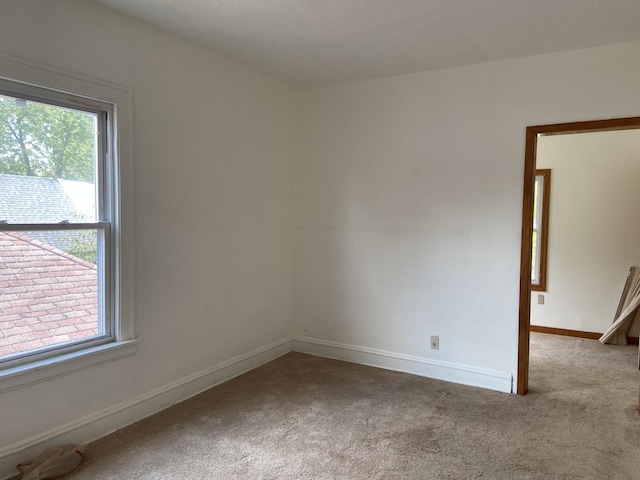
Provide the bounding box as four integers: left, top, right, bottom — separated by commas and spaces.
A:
430, 335, 439, 350
537, 294, 545, 305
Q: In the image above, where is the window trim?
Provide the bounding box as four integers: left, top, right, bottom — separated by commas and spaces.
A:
0, 54, 134, 389
531, 169, 550, 291
0, 339, 137, 394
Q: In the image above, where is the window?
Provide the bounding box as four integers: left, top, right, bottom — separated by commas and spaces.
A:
0, 59, 134, 384
532, 169, 550, 291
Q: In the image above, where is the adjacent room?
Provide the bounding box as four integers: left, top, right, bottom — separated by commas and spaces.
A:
1, 1, 639, 479
530, 129, 640, 339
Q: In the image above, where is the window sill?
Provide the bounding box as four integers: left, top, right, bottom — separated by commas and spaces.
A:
0, 340, 137, 394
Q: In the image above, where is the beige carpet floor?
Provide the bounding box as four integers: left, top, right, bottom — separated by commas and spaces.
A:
16, 333, 640, 479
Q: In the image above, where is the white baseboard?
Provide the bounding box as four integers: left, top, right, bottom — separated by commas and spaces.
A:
0, 336, 293, 480
292, 335, 513, 394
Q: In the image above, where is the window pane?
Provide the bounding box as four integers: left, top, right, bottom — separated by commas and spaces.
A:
532, 176, 540, 229
0, 94, 98, 223
0, 230, 99, 359
531, 230, 538, 282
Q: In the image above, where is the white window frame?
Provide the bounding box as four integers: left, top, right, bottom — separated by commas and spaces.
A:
0, 55, 135, 393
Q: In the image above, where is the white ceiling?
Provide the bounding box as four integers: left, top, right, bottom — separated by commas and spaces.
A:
93, 0, 640, 89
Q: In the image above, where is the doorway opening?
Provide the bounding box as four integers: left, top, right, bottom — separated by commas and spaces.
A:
517, 116, 640, 395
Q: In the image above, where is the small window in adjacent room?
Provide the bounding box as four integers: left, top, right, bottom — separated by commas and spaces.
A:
532, 169, 550, 291
0, 74, 125, 371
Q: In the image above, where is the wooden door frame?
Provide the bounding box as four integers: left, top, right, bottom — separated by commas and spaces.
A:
517, 116, 640, 395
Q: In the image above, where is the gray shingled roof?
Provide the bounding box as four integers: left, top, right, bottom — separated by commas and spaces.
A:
0, 174, 96, 251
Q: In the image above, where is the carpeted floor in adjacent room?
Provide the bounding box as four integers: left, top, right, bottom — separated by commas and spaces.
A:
20, 333, 640, 479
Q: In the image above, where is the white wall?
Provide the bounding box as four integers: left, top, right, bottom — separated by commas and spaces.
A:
0, 0, 293, 475
293, 41, 640, 391
531, 131, 640, 333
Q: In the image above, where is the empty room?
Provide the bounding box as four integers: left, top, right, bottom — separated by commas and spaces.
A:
0, 1, 639, 479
